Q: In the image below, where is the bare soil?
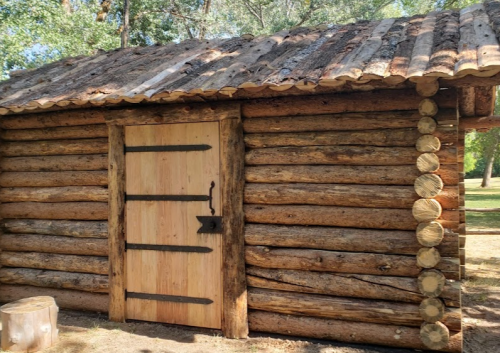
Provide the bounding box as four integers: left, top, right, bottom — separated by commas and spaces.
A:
1, 236, 499, 353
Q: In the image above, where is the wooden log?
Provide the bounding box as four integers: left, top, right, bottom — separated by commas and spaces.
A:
460, 248, 466, 265
220, 118, 249, 338
421, 321, 450, 350
244, 128, 456, 149
241, 90, 456, 118
413, 199, 442, 222
460, 265, 466, 279
0, 110, 106, 129
418, 269, 446, 297
0, 171, 108, 187
0, 285, 108, 312
107, 125, 126, 322
105, 102, 240, 126
248, 311, 462, 352
0, 234, 108, 256
416, 222, 445, 247
459, 235, 466, 248
245, 184, 458, 209
245, 164, 459, 186
0, 124, 108, 141
2, 219, 108, 238
416, 81, 440, 97
245, 204, 417, 230
0, 186, 108, 202
1, 138, 108, 157
245, 224, 458, 257
458, 87, 475, 117
417, 247, 441, 268
247, 288, 461, 331
246, 267, 460, 307
414, 174, 444, 198
0, 268, 108, 293
475, 86, 495, 116
416, 135, 441, 153
245, 146, 456, 166
420, 298, 445, 323
245, 246, 459, 279
419, 98, 439, 117
459, 115, 500, 131
0, 154, 108, 172
1, 296, 58, 352
242, 110, 457, 133
0, 202, 108, 220
418, 117, 437, 134
0, 252, 108, 275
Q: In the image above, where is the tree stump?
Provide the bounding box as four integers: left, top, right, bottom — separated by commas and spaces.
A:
1, 296, 58, 352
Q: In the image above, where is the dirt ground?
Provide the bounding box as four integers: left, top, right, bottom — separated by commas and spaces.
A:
0, 234, 497, 353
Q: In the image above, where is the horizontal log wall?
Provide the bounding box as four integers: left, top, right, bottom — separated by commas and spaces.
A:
0, 110, 109, 312
241, 89, 461, 352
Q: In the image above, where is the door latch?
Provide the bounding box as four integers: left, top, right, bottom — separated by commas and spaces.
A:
197, 216, 223, 233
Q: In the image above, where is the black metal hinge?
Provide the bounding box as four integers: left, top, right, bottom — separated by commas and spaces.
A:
124, 243, 213, 253
125, 292, 213, 305
125, 144, 211, 153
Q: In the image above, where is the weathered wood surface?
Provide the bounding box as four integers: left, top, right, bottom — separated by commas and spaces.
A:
0, 171, 108, 187
417, 222, 445, 247
421, 321, 451, 350
244, 183, 458, 209
0, 234, 108, 256
417, 153, 441, 173
244, 127, 457, 148
241, 90, 456, 118
0, 285, 108, 312
0, 202, 108, 220
2, 219, 108, 238
245, 165, 459, 186
220, 118, 249, 338
0, 124, 108, 141
247, 288, 461, 330
2, 138, 108, 157
418, 116, 438, 134
245, 224, 459, 257
460, 115, 500, 131
106, 102, 240, 125
0, 296, 58, 352
417, 247, 442, 268
0, 155, 108, 172
245, 146, 457, 165
414, 174, 444, 199
0, 186, 108, 202
475, 86, 495, 116
0, 268, 108, 293
246, 267, 460, 307
419, 98, 439, 117
242, 110, 457, 133
0, 110, 106, 129
107, 125, 126, 322
420, 297, 446, 323
465, 208, 500, 212
248, 311, 462, 352
0, 252, 108, 275
245, 246, 459, 279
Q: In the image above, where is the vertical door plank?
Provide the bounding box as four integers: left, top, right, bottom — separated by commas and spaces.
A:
108, 125, 126, 322
124, 122, 222, 329
220, 116, 249, 338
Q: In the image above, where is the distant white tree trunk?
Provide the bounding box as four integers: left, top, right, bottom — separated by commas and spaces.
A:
61, 0, 72, 14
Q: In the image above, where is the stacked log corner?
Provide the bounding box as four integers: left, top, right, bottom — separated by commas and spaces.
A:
242, 88, 462, 352
0, 110, 109, 312
414, 87, 461, 351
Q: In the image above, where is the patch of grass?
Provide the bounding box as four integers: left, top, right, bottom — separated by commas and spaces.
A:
465, 177, 500, 229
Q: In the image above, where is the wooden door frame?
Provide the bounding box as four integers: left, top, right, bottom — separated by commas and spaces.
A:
106, 102, 248, 338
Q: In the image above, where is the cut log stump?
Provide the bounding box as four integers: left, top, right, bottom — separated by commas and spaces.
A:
1, 296, 58, 352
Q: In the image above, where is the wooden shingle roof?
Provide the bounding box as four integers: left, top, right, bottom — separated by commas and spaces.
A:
2, 1, 500, 114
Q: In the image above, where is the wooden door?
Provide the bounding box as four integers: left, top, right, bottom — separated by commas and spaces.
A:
124, 122, 222, 329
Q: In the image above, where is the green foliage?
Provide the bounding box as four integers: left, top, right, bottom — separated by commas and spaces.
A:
465, 128, 500, 179
0, 0, 120, 79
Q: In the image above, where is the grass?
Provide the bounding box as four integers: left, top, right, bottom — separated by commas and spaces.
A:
465, 177, 500, 230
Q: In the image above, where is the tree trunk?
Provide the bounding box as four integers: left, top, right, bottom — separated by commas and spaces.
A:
121, 0, 130, 48
481, 149, 496, 187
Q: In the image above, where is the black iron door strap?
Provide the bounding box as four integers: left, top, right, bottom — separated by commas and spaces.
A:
126, 292, 213, 305
125, 144, 212, 153
125, 243, 213, 253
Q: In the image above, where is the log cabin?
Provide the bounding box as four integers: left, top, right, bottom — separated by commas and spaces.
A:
1, 2, 500, 351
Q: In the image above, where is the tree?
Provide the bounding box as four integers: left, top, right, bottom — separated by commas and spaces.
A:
0, 0, 120, 80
